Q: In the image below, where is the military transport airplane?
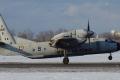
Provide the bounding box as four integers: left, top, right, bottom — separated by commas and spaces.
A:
0, 14, 120, 64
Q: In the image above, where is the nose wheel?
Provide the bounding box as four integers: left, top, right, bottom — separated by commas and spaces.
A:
108, 53, 112, 60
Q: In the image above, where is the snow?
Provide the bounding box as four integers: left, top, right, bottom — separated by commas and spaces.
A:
0, 51, 120, 63
0, 52, 120, 80
0, 72, 120, 80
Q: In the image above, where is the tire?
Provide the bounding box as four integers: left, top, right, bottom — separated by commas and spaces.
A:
63, 57, 69, 64
108, 56, 112, 60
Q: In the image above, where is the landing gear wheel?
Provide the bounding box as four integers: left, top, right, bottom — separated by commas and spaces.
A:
108, 55, 112, 60
63, 57, 69, 64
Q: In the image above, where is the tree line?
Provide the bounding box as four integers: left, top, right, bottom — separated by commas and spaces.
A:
13, 29, 120, 42
16, 28, 67, 42
99, 32, 120, 42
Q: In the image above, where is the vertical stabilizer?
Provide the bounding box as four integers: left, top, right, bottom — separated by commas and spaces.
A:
0, 14, 16, 44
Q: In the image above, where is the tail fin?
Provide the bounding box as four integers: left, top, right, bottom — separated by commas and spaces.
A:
0, 14, 16, 44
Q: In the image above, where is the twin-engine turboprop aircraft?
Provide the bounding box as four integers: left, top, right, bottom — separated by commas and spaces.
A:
0, 14, 120, 64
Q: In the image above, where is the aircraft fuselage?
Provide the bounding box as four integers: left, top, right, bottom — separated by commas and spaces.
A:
0, 37, 119, 59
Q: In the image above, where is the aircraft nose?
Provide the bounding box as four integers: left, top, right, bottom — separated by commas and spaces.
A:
117, 42, 120, 50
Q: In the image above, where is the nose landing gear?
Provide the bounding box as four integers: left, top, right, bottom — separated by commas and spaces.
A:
108, 53, 112, 60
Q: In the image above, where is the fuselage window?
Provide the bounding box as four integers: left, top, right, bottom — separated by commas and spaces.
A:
38, 46, 41, 51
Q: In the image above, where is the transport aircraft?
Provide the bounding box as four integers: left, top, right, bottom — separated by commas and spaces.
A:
0, 14, 120, 64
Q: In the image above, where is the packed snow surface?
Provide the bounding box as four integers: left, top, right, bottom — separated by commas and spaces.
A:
0, 72, 120, 80
0, 52, 120, 63
0, 52, 120, 80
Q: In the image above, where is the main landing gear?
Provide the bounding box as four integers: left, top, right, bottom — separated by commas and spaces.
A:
63, 50, 69, 64
108, 53, 112, 60
63, 57, 69, 64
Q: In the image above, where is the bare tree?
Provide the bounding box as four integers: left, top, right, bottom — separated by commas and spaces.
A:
99, 32, 112, 39
34, 31, 46, 42
34, 28, 67, 42
55, 28, 67, 35
17, 29, 34, 40
16, 28, 68, 42
17, 31, 26, 38
99, 32, 120, 41
34, 31, 53, 42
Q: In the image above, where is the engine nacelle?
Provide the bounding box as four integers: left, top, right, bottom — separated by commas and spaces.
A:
49, 29, 90, 47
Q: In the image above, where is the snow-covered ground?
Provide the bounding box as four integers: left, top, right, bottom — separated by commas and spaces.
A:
0, 72, 120, 80
0, 52, 120, 80
0, 51, 120, 63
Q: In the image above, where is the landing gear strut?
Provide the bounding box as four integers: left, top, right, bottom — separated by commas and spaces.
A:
63, 50, 69, 64
108, 53, 112, 60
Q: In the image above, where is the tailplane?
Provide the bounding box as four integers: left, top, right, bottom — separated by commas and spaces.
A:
0, 14, 16, 44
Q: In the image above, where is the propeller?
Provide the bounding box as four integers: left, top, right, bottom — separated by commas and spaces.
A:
86, 20, 94, 46
87, 20, 90, 46
87, 20, 90, 31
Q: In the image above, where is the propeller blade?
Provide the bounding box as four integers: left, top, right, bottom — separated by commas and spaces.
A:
87, 20, 90, 31
87, 20, 91, 47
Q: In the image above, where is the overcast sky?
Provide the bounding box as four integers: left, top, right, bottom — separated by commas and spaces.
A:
0, 0, 120, 33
